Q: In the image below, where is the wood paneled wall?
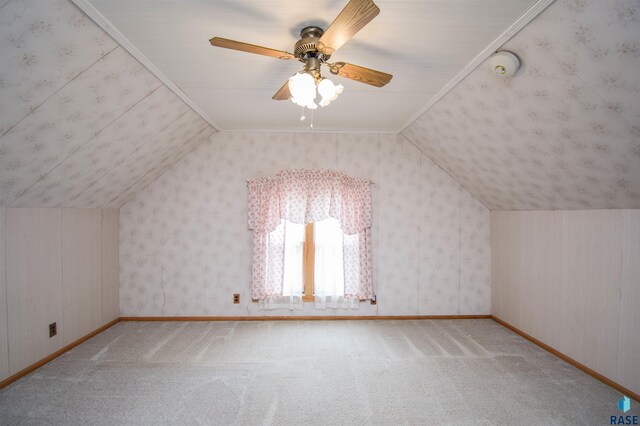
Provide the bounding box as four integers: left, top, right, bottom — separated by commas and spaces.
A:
0, 208, 7, 379
5, 209, 64, 375
62, 209, 102, 345
101, 210, 119, 324
0, 208, 119, 381
491, 210, 640, 395
619, 211, 640, 391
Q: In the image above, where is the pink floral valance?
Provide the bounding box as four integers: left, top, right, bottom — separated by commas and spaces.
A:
247, 169, 372, 236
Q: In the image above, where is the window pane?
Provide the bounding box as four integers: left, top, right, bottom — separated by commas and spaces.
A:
314, 218, 345, 298
282, 220, 304, 296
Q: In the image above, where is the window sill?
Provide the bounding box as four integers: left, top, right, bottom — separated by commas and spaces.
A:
251, 296, 316, 303
252, 296, 371, 304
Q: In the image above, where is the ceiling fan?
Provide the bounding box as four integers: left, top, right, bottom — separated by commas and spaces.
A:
209, 0, 392, 109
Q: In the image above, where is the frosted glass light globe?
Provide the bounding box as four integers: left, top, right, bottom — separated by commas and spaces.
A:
289, 73, 316, 107
331, 84, 343, 101
318, 79, 344, 107
318, 78, 337, 99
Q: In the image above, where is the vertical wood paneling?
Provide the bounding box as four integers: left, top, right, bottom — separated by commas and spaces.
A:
517, 211, 563, 349
490, 211, 521, 325
62, 209, 102, 345
619, 210, 640, 393
6, 208, 63, 374
561, 210, 622, 380
0, 208, 8, 380
101, 209, 120, 323
492, 209, 639, 395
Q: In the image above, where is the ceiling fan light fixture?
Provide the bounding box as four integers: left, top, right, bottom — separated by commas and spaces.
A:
289, 72, 317, 108
318, 78, 343, 106
210, 0, 393, 120
332, 83, 343, 101
289, 71, 343, 110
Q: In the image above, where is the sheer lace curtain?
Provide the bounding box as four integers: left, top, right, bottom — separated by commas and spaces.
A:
247, 169, 373, 310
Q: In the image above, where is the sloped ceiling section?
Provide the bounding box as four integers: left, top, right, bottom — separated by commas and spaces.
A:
402, 0, 640, 210
0, 0, 215, 208
83, 0, 539, 132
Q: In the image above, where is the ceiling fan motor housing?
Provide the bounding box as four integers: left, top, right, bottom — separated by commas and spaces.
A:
295, 26, 330, 61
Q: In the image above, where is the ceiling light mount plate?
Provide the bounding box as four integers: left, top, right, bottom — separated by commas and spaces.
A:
300, 26, 324, 39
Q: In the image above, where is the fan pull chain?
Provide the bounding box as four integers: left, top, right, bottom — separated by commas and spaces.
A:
300, 106, 306, 121
310, 108, 314, 129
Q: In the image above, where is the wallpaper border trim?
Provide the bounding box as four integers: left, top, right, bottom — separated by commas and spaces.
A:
397, 0, 555, 132
492, 316, 640, 403
71, 0, 221, 131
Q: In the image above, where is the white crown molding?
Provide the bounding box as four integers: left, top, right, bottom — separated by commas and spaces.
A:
72, 0, 221, 131
220, 129, 398, 134
396, 0, 556, 133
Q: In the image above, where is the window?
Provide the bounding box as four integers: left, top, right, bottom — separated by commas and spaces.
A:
280, 218, 348, 301
247, 169, 374, 306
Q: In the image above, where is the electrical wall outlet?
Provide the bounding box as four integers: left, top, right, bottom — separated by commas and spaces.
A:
49, 322, 57, 338
233, 294, 240, 304
370, 295, 377, 305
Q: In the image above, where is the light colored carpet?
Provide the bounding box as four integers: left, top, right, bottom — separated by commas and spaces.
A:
0, 319, 636, 425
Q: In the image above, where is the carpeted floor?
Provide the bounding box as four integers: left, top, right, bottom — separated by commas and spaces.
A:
0, 319, 636, 425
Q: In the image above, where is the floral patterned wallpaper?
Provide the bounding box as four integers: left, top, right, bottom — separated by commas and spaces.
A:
0, 0, 215, 208
402, 0, 640, 210
3, 0, 637, 213
120, 132, 491, 316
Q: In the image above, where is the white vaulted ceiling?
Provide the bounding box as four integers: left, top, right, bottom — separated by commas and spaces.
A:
80, 0, 539, 131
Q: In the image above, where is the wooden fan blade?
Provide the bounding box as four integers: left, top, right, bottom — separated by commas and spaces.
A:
210, 37, 295, 60
272, 80, 291, 100
317, 0, 380, 55
329, 62, 392, 87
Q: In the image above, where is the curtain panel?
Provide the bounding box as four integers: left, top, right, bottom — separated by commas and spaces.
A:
247, 169, 374, 307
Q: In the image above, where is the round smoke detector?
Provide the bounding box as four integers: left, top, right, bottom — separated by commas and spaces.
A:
488, 51, 520, 78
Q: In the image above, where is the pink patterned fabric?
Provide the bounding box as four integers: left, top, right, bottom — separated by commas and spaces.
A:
248, 169, 373, 302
